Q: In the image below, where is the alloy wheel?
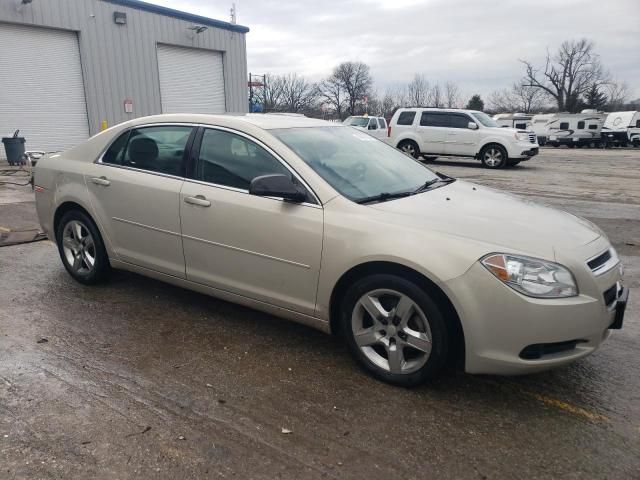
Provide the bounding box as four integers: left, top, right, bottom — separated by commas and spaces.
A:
401, 143, 416, 157
62, 220, 96, 275
483, 148, 503, 167
351, 289, 432, 374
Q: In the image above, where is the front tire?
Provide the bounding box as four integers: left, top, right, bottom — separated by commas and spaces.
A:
56, 210, 110, 285
479, 144, 507, 169
397, 140, 420, 159
341, 274, 449, 387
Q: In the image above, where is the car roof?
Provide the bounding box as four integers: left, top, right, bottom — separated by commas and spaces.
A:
396, 107, 480, 114
118, 113, 337, 131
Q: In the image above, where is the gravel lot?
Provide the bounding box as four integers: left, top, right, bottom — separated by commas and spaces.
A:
0, 147, 639, 479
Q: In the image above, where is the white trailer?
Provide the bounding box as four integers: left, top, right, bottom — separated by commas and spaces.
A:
493, 113, 533, 130
544, 112, 607, 148
530, 113, 556, 145
602, 111, 640, 147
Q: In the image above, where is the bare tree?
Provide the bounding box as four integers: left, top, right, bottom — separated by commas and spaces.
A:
326, 61, 373, 117
320, 75, 345, 119
488, 83, 547, 113
260, 74, 285, 112
429, 83, 444, 108
521, 39, 607, 112
278, 73, 319, 113
606, 80, 629, 111
444, 81, 462, 108
407, 74, 430, 107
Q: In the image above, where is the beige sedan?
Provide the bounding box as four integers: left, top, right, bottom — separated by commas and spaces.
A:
34, 114, 628, 386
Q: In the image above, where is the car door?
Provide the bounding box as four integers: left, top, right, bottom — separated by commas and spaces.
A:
445, 113, 480, 156
366, 118, 382, 139
84, 124, 194, 278
180, 127, 323, 315
417, 112, 448, 154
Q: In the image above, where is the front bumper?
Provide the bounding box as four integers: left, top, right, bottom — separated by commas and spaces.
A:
510, 141, 539, 159
445, 243, 625, 375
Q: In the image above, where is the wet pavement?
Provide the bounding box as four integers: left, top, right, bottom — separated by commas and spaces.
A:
0, 148, 639, 479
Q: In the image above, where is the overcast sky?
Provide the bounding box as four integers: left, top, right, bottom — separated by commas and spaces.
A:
148, 0, 640, 100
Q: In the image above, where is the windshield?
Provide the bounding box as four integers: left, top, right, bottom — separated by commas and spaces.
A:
344, 117, 369, 127
472, 112, 499, 128
271, 126, 441, 202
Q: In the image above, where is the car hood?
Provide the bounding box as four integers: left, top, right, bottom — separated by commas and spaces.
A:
366, 180, 600, 259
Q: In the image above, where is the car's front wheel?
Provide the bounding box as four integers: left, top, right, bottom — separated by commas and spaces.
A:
480, 144, 507, 169
341, 274, 448, 387
56, 210, 110, 285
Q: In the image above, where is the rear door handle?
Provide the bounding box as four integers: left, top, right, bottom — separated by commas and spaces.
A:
91, 176, 110, 186
184, 195, 211, 207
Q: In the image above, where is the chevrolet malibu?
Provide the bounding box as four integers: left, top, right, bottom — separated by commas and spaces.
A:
34, 114, 628, 386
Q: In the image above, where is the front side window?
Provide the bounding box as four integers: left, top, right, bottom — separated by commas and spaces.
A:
449, 114, 472, 129
420, 112, 448, 127
196, 129, 291, 190
577, 121, 585, 129
272, 126, 440, 202
397, 111, 416, 126
559, 122, 569, 130
118, 126, 192, 176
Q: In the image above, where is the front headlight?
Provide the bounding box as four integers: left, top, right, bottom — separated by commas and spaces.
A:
481, 254, 578, 298
514, 132, 529, 142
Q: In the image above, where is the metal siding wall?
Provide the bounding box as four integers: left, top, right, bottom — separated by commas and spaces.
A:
0, 0, 248, 137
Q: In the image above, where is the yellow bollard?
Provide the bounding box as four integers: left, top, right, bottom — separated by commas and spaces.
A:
100, 120, 108, 131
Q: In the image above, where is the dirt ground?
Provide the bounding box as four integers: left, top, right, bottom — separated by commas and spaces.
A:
0, 147, 639, 479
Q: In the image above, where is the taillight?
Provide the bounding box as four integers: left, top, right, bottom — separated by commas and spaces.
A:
387, 126, 391, 137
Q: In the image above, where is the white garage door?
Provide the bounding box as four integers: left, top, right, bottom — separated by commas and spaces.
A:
0, 23, 89, 160
157, 44, 226, 114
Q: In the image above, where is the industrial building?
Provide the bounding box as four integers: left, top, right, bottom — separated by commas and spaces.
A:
0, 0, 249, 159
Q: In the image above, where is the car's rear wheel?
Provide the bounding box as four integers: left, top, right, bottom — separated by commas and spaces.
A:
397, 140, 420, 159
480, 145, 507, 169
56, 210, 110, 285
341, 274, 448, 387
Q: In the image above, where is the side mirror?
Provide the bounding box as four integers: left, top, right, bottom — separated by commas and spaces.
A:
468, 122, 479, 130
249, 174, 307, 203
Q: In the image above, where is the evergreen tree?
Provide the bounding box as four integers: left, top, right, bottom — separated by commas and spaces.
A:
466, 94, 484, 111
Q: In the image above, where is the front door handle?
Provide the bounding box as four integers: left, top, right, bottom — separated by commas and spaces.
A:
91, 176, 110, 186
184, 195, 211, 207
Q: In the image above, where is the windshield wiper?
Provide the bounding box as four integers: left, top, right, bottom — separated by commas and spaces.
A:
355, 190, 415, 204
413, 175, 456, 194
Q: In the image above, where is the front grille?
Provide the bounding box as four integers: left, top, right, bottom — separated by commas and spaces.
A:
528, 132, 536, 143
520, 340, 584, 360
603, 284, 617, 306
588, 250, 612, 272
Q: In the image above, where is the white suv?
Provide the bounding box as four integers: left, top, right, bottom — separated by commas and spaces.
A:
387, 108, 539, 168
343, 115, 388, 140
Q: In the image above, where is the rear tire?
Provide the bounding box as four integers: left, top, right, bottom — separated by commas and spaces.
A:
341, 274, 449, 387
397, 140, 420, 159
479, 144, 507, 169
55, 210, 110, 285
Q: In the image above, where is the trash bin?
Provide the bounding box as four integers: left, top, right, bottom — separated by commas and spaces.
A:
2, 130, 26, 166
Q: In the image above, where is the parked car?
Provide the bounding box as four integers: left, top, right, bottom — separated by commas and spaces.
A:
343, 115, 388, 140
386, 108, 539, 168
34, 113, 627, 386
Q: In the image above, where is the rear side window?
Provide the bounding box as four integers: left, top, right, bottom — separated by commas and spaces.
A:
559, 122, 569, 130
102, 131, 130, 165
449, 114, 471, 129
396, 111, 416, 126
588, 124, 598, 130
121, 126, 192, 176
420, 112, 448, 127
377, 118, 386, 129
577, 121, 585, 129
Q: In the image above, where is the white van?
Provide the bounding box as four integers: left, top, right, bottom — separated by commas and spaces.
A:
386, 108, 538, 168
343, 115, 388, 140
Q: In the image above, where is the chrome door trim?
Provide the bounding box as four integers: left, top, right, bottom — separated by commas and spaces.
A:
113, 217, 181, 237
181, 233, 311, 269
